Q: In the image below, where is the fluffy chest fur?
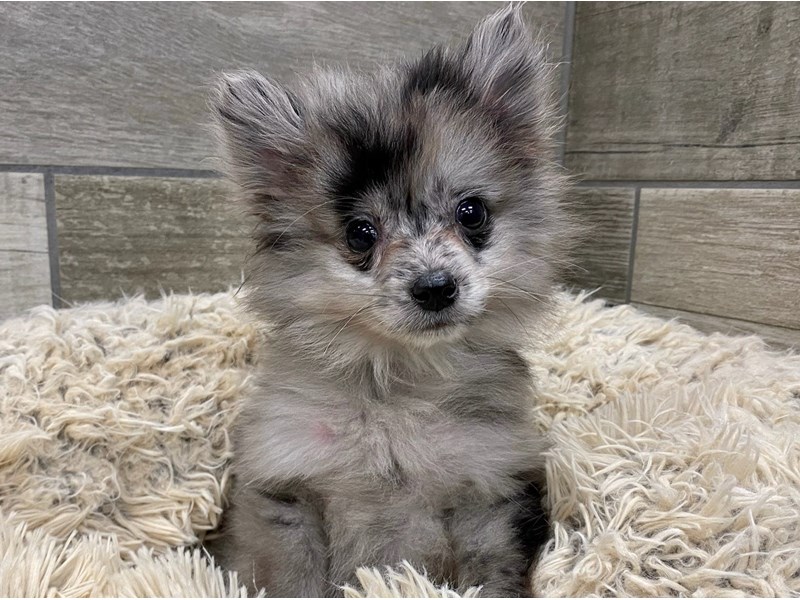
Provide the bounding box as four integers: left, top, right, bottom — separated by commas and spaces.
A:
234, 344, 546, 504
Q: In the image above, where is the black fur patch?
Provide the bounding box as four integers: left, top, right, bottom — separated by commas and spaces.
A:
328, 108, 417, 223
511, 481, 550, 563
403, 46, 477, 109
405, 40, 539, 169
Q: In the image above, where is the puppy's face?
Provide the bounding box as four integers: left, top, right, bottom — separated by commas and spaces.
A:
213, 7, 568, 351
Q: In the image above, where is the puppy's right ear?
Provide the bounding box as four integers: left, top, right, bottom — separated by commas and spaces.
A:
211, 70, 307, 200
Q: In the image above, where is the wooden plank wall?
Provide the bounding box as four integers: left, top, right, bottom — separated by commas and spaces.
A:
0, 2, 566, 320
3, 2, 796, 351
0, 174, 51, 321
564, 2, 800, 350
54, 176, 251, 304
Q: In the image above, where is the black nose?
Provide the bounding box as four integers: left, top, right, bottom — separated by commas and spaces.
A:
410, 271, 459, 312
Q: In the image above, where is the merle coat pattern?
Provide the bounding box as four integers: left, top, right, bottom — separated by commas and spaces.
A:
208, 6, 571, 597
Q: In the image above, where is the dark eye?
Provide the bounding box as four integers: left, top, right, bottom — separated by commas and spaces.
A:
346, 219, 378, 252
455, 197, 488, 229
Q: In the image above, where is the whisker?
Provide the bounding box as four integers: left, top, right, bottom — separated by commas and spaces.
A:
233, 276, 249, 298
487, 277, 548, 303
323, 302, 376, 354
318, 291, 394, 299
496, 297, 532, 340
487, 256, 544, 278
269, 199, 336, 251
489, 255, 587, 280
318, 291, 393, 312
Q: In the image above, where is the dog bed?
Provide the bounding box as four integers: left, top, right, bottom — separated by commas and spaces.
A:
1, 290, 798, 597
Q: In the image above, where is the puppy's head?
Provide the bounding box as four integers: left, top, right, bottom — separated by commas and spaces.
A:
212, 6, 570, 358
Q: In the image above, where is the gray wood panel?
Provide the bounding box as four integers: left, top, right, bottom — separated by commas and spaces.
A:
0, 173, 51, 321
0, 173, 48, 252
0, 251, 52, 322
565, 187, 635, 302
566, 2, 800, 181
55, 176, 252, 304
634, 304, 800, 352
631, 188, 800, 330
1, 2, 565, 170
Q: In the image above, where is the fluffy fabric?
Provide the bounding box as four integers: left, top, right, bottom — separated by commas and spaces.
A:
0, 291, 798, 597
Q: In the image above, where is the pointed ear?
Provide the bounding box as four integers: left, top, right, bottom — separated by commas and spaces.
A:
210, 70, 307, 198
463, 6, 556, 146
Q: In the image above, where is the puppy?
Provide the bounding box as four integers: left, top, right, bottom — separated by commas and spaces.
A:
209, 5, 570, 597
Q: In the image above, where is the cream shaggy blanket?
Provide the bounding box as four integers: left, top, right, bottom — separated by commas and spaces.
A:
1, 290, 799, 597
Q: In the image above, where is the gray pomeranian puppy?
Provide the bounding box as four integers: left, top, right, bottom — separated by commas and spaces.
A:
209, 5, 571, 597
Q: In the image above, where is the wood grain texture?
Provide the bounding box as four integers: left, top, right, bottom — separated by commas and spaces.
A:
565, 187, 635, 302
566, 2, 800, 181
55, 176, 251, 304
0, 173, 51, 320
631, 188, 800, 329
1, 2, 564, 169
634, 303, 800, 352
0, 173, 48, 252
0, 251, 52, 322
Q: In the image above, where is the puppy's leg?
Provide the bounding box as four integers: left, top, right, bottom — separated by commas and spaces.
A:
213, 483, 331, 597
448, 482, 549, 598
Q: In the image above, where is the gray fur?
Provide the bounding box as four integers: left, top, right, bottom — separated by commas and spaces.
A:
208, 6, 571, 597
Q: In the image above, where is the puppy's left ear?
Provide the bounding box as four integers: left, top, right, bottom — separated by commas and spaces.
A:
463, 5, 556, 146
